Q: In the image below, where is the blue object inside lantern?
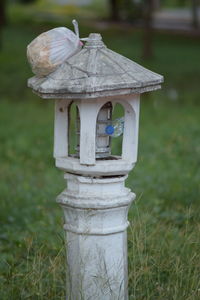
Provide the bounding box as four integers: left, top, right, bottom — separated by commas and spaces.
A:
105, 125, 114, 135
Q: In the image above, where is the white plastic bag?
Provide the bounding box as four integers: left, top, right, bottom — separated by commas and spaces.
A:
27, 22, 82, 77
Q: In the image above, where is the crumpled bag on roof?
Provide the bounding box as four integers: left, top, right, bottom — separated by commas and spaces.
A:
27, 26, 82, 77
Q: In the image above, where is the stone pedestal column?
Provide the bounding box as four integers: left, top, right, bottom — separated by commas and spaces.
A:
57, 173, 135, 300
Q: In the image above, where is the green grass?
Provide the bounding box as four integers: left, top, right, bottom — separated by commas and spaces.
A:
0, 18, 200, 299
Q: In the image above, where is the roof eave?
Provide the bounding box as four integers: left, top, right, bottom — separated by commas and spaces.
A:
31, 83, 162, 100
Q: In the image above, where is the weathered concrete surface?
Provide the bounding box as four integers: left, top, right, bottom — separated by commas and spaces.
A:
57, 173, 135, 300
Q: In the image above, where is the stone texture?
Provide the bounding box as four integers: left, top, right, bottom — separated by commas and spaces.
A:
57, 173, 135, 300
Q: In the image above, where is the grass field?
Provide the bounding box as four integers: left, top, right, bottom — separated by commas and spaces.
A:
0, 19, 200, 299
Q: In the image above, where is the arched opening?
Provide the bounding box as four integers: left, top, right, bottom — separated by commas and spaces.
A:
68, 101, 80, 157
111, 103, 124, 157
96, 102, 124, 159
96, 102, 112, 159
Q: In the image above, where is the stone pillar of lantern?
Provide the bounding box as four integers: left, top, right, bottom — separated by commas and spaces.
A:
58, 173, 134, 300
28, 31, 163, 300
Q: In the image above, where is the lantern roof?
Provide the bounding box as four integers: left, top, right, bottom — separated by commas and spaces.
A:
28, 33, 163, 99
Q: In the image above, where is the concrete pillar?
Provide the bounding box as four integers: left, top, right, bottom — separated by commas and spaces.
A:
57, 173, 135, 300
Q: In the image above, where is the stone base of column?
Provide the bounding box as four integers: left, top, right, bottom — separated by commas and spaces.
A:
57, 173, 135, 300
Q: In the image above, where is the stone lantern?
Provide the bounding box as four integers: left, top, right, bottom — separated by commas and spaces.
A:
28, 33, 163, 300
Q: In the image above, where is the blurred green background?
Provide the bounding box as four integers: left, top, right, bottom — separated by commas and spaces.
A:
0, 0, 200, 299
